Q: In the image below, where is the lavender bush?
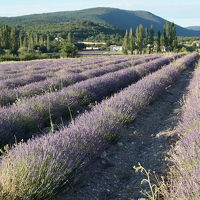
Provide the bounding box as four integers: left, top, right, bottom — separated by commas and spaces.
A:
0, 53, 197, 200
0, 55, 160, 106
0, 54, 178, 147
160, 60, 200, 200
0, 74, 48, 89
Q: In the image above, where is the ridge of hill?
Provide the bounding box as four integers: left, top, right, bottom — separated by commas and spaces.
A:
0, 7, 199, 37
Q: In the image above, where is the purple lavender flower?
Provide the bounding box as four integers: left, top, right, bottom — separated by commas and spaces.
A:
0, 53, 197, 200
164, 59, 200, 199
0, 54, 183, 148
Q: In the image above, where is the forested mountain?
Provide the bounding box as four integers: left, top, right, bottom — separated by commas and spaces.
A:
17, 21, 124, 41
0, 7, 200, 37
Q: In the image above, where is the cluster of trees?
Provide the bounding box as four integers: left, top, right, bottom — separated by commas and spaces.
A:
122, 22, 178, 54
18, 32, 51, 54
0, 24, 54, 56
60, 32, 78, 57
0, 20, 195, 61
19, 21, 124, 43
0, 24, 19, 54
0, 24, 80, 60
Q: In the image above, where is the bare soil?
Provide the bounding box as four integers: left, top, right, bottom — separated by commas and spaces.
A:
57, 67, 194, 200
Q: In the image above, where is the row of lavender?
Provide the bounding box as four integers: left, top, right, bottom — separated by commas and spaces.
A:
0, 56, 133, 89
0, 55, 161, 106
160, 62, 200, 199
0, 56, 131, 80
0, 53, 197, 200
0, 56, 114, 75
0, 54, 175, 148
0, 56, 132, 81
0, 55, 133, 74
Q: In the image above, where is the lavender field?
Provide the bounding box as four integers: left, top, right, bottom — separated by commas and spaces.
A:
0, 53, 199, 200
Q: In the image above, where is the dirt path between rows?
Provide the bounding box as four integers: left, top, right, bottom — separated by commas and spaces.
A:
57, 66, 194, 200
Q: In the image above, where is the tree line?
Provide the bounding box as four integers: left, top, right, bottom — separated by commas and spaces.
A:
0, 21, 188, 61
0, 24, 54, 55
0, 24, 80, 60
122, 22, 178, 54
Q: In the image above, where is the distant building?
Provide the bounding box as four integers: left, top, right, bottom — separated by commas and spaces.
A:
55, 37, 65, 42
192, 41, 200, 47
110, 45, 122, 52
184, 40, 200, 47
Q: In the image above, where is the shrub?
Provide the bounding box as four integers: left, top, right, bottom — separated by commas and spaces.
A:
60, 42, 78, 58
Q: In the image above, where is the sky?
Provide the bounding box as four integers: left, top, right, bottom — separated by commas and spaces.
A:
0, 0, 199, 27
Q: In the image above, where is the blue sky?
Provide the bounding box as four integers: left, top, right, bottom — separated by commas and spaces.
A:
1, 0, 199, 27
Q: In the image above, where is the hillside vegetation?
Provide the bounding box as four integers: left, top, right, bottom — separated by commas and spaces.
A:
0, 7, 200, 37
18, 21, 124, 41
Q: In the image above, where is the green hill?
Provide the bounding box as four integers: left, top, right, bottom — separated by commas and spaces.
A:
17, 21, 124, 41
0, 7, 199, 37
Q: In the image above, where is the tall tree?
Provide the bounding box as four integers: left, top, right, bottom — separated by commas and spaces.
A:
46, 35, 50, 52
39, 35, 44, 46
28, 32, 34, 51
122, 30, 129, 55
129, 28, 135, 54
171, 22, 178, 51
34, 33, 39, 46
136, 24, 144, 54
10, 27, 19, 54
0, 28, 3, 49
144, 28, 149, 53
19, 33, 23, 48
160, 35, 165, 52
67, 32, 73, 43
144, 28, 149, 45
149, 25, 154, 53
23, 35, 28, 48
163, 22, 170, 51
1, 24, 11, 49
156, 31, 161, 53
